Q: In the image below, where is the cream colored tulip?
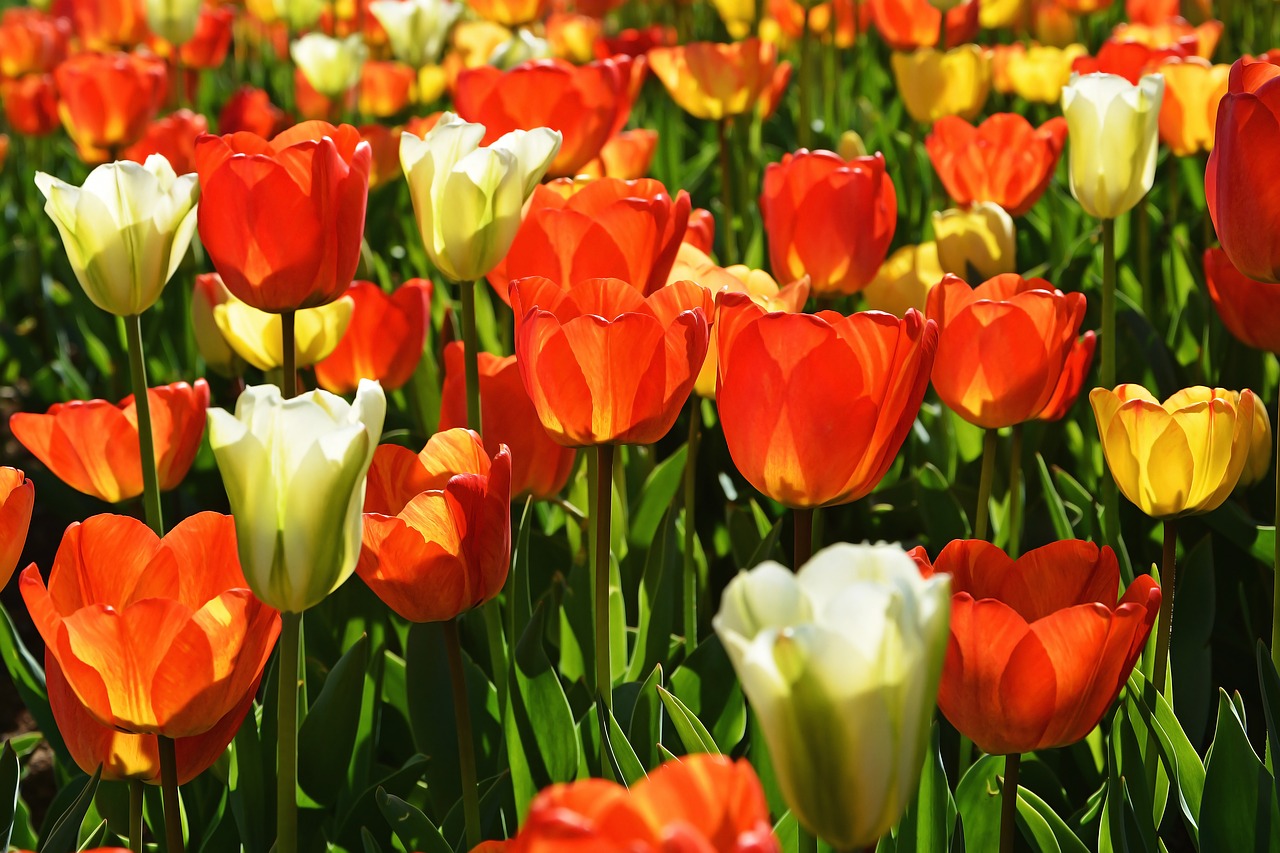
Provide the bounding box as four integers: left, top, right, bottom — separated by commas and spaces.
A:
291, 33, 368, 99
35, 155, 199, 317
1008, 43, 1089, 104
863, 242, 945, 318
1062, 72, 1164, 220
400, 112, 560, 283
714, 543, 951, 850
274, 0, 325, 30
207, 380, 386, 613
213, 293, 354, 372
933, 203, 1017, 281
145, 0, 202, 44
371, 0, 462, 68
892, 46, 991, 124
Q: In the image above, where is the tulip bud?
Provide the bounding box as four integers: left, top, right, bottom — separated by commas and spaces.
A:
864, 242, 945, 317
35, 155, 199, 317
892, 46, 991, 124
291, 33, 368, 100
837, 129, 868, 159
1062, 72, 1164, 220
714, 543, 951, 850
213, 292, 354, 372
145, 0, 202, 45
933, 203, 1017, 281
207, 380, 386, 613
370, 0, 462, 68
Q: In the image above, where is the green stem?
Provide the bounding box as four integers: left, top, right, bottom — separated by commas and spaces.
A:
124, 314, 163, 536
129, 778, 143, 853
594, 443, 616, 712
1100, 218, 1121, 553
717, 119, 738, 263
158, 736, 184, 853
1153, 518, 1178, 694
798, 5, 813, 149
483, 599, 507, 719
444, 619, 482, 849
1008, 424, 1024, 559
683, 402, 701, 653
281, 310, 298, 399
276, 611, 301, 853
459, 280, 483, 434
999, 753, 1021, 853
974, 429, 998, 542
1273, 386, 1280, 677
793, 507, 814, 569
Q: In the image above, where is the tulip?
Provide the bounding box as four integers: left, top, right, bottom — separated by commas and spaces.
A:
715, 295, 937, 508
467, 0, 549, 27
1204, 247, 1280, 353
358, 61, 416, 118
684, 208, 716, 255
0, 9, 69, 78
868, 0, 979, 50
315, 281, 431, 393
67, 0, 149, 51
511, 277, 712, 447
1090, 384, 1258, 518
121, 110, 208, 176
20, 512, 281, 737
1239, 396, 1274, 488
400, 112, 561, 284
648, 39, 782, 121
925, 114, 1068, 216
192, 273, 244, 377
195, 121, 372, 312
273, 0, 326, 30
864, 242, 945, 318
358, 124, 404, 191
714, 543, 951, 849
438, 343, 576, 499
370, 0, 462, 68
179, 7, 233, 69
358, 429, 511, 622
1157, 57, 1230, 157
10, 380, 209, 504
594, 129, 658, 180
217, 86, 288, 139
54, 51, 167, 162
455, 57, 636, 178
594, 25, 675, 60
1072, 38, 1189, 85
1113, 19, 1221, 60
485, 754, 779, 851
0, 468, 33, 589
487, 177, 690, 304
488, 30, 552, 70
144, 0, 201, 46
932, 204, 1017, 281
926, 274, 1086, 429
760, 149, 897, 297
291, 33, 367, 100
1062, 72, 1164, 220
1006, 44, 1089, 104
1030, 0, 1075, 46
2, 74, 59, 137
913, 539, 1159, 755
416, 66, 447, 105
769, 0, 872, 49
546, 13, 602, 64
892, 46, 991, 125
978, 0, 1024, 28
1036, 332, 1097, 422
214, 289, 354, 371
35, 155, 199, 318
1206, 56, 1280, 283
711, 0, 755, 38
207, 380, 386, 613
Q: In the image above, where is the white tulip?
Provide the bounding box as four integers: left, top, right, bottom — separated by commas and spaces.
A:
370, 0, 462, 68
1062, 72, 1164, 220
291, 33, 368, 99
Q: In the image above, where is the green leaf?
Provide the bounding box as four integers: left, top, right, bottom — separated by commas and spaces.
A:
1017, 786, 1089, 853
626, 665, 665, 770
375, 788, 450, 853
39, 766, 100, 853
1036, 453, 1075, 540
602, 704, 647, 786
0, 604, 62, 757
626, 505, 681, 682
1124, 670, 1204, 842
657, 685, 719, 755
955, 754, 1003, 852
1256, 642, 1280, 813
893, 723, 954, 853
228, 705, 271, 853
629, 443, 687, 546
1200, 690, 1280, 853
668, 636, 745, 752
0, 741, 19, 853
298, 635, 370, 805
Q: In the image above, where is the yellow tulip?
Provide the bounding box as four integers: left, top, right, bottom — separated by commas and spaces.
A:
1090, 384, 1258, 519
837, 130, 868, 160
933, 203, 1016, 281
711, 0, 755, 39
1062, 72, 1164, 220
1238, 392, 1272, 488
863, 242, 945, 318
1157, 58, 1230, 157
892, 46, 991, 125
214, 294, 355, 372
979, 0, 1025, 29
1008, 43, 1089, 104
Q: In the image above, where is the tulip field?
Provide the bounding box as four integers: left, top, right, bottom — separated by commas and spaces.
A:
3, 0, 1280, 851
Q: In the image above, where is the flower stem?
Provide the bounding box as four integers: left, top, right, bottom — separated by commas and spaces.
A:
999, 752, 1021, 853
717, 119, 738, 263
974, 429, 998, 542
1008, 424, 1024, 559
793, 507, 813, 569
444, 618, 482, 849
158, 736, 184, 853
683, 401, 701, 653
1100, 218, 1121, 554
1152, 518, 1178, 693
124, 314, 163, 536
798, 5, 813, 148
594, 443, 616, 713
459, 280, 483, 434
281, 310, 298, 399
276, 610, 301, 853
129, 778, 143, 853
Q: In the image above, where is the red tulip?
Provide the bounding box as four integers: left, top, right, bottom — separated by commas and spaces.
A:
1036, 331, 1097, 422
359, 429, 512, 623
179, 7, 234, 70
0, 9, 69, 78
1071, 37, 1193, 84
593, 128, 658, 180
54, 51, 167, 161
925, 114, 1067, 217
2, 74, 59, 137
512, 277, 712, 446
217, 86, 289, 138
488, 177, 690, 304
21, 512, 281, 738
761, 149, 897, 297
359, 60, 416, 118
715, 293, 937, 508
1206, 56, 1280, 283
593, 25, 675, 60
195, 121, 372, 312
0, 468, 33, 589
315, 280, 432, 393
869, 0, 979, 51
64, 0, 148, 50
1204, 247, 1280, 352
684, 208, 716, 254
913, 540, 1160, 755
122, 109, 208, 174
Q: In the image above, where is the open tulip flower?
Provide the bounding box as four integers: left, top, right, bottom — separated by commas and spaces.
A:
54, 51, 166, 162
1204, 247, 1280, 353
315, 280, 432, 394
925, 114, 1068, 217
10, 380, 209, 504
20, 512, 281, 738
913, 539, 1160, 755
0, 467, 33, 589
926, 274, 1087, 429
358, 428, 511, 623
647, 38, 782, 121
487, 177, 690, 304
194, 121, 372, 312
1157, 57, 1230, 157
511, 276, 712, 447
1090, 384, 1258, 519
715, 294, 937, 508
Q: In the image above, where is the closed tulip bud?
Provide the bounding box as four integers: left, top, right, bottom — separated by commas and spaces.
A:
1091, 384, 1257, 518
400, 112, 561, 283
714, 543, 951, 850
933, 203, 1017, 281
1031, 0, 1075, 47
837, 129, 868, 159
0, 10, 69, 78
1157, 58, 1230, 157
864, 242, 945, 318
192, 273, 244, 377
145, 0, 201, 45
207, 380, 386, 613
417, 65, 447, 104
1006, 44, 1088, 104
1239, 397, 1273, 488
291, 33, 367, 99
36, 155, 198, 317
892, 46, 991, 124
1062, 72, 1164, 220
370, 0, 462, 68
0, 468, 33, 589
213, 292, 354, 372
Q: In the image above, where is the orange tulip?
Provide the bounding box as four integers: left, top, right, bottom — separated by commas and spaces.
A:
1071, 37, 1192, 84
21, 512, 281, 738
511, 277, 712, 446
467, 0, 550, 27
2, 74, 60, 137
359, 60, 416, 117
180, 7, 234, 69
314, 280, 432, 393
65, 0, 149, 50
1204, 247, 1280, 354
715, 294, 937, 508
482, 754, 779, 852
1053, 0, 1113, 12
488, 177, 690, 305
455, 56, 637, 178
54, 51, 167, 162
590, 128, 658, 180
684, 208, 716, 254
926, 273, 1086, 429
760, 149, 897, 297
868, 0, 979, 51
358, 123, 403, 190
217, 86, 289, 138
913, 540, 1160, 755
1126, 0, 1178, 24
121, 108, 208, 175
926, 114, 1067, 217
0, 9, 69, 78
358, 429, 512, 622
439, 342, 577, 499
648, 39, 782, 120
1113, 18, 1222, 60
0, 468, 33, 589
1156, 57, 1230, 156
547, 12, 602, 63
1036, 331, 1097, 421
769, 0, 872, 49
195, 121, 371, 312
